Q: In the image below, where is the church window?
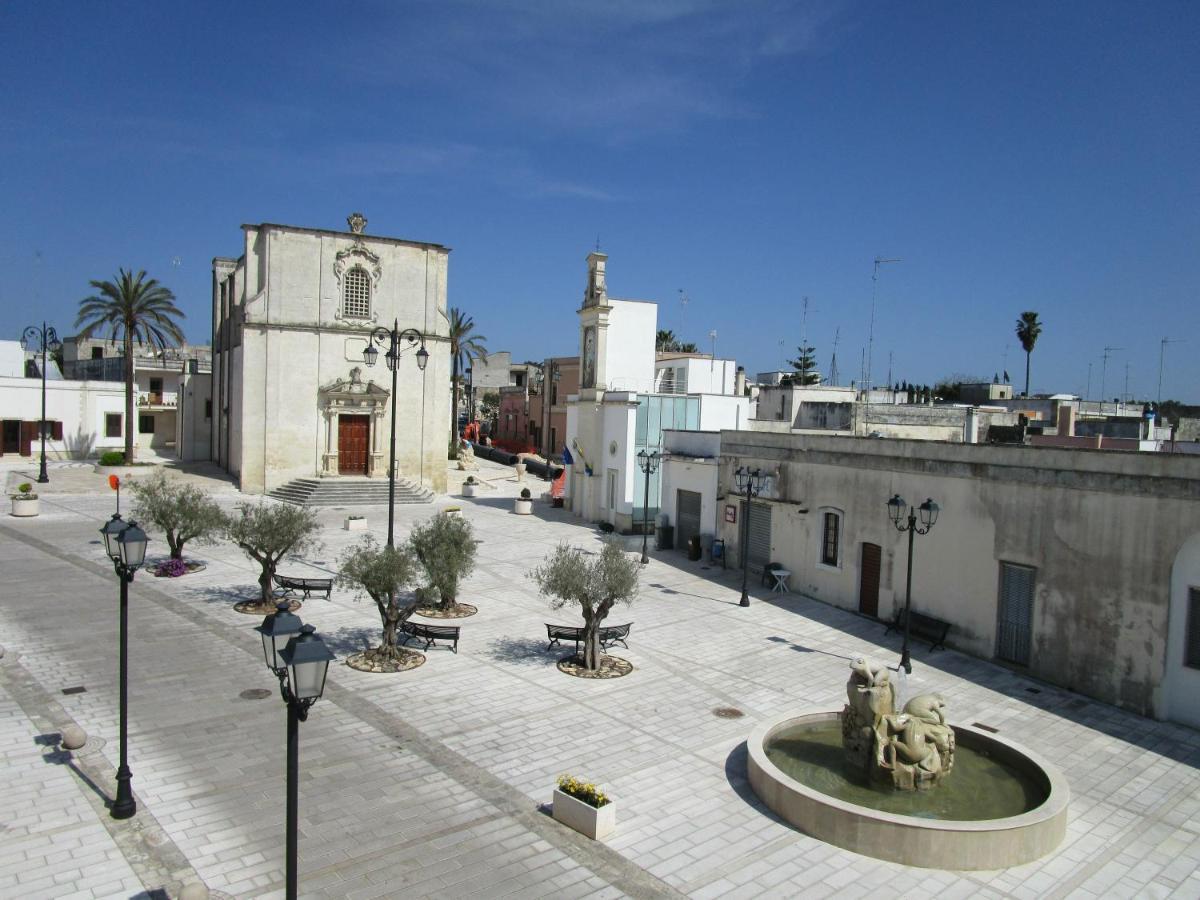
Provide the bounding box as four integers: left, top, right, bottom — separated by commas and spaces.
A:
342, 267, 371, 319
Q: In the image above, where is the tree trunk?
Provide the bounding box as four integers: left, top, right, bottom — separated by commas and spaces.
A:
124, 334, 135, 462
259, 561, 275, 604
1024, 351, 1031, 398
581, 613, 601, 671
451, 355, 460, 443
167, 529, 183, 560
381, 601, 399, 659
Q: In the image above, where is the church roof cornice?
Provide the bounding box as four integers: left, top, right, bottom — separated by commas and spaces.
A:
241, 222, 452, 253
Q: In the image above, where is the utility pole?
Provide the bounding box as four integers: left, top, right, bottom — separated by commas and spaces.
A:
1101, 346, 1123, 413
828, 327, 840, 386
1158, 337, 1185, 406
865, 257, 901, 401
678, 289, 689, 336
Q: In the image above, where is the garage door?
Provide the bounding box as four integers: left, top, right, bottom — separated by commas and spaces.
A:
676, 490, 702, 552
739, 501, 772, 572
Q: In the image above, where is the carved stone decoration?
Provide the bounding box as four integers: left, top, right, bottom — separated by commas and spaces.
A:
841, 656, 955, 791
334, 242, 382, 288
347, 212, 367, 234
317, 372, 391, 477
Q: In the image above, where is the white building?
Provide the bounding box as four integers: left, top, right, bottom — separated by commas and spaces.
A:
211, 213, 451, 494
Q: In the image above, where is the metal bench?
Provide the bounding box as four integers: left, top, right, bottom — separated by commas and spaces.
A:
273, 575, 333, 600
400, 621, 461, 653
545, 623, 632, 654
885, 608, 951, 652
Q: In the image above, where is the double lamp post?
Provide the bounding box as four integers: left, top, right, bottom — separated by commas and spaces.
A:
21, 322, 61, 484
735, 466, 768, 607
887, 494, 939, 674
361, 320, 428, 547
636, 450, 660, 564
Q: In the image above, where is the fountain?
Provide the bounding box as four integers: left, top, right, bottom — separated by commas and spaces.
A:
746, 656, 1069, 869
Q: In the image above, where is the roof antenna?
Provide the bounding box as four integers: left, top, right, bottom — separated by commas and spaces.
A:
595, 235, 601, 252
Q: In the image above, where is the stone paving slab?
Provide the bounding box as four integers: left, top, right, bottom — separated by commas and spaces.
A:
0, 469, 1199, 898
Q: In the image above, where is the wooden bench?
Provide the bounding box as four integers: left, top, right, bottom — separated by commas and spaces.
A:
274, 575, 333, 600
885, 608, 951, 652
400, 621, 461, 653
545, 623, 632, 653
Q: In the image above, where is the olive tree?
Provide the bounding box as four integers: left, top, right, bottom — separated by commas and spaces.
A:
129, 470, 225, 560
529, 540, 640, 671
337, 536, 421, 664
409, 512, 477, 610
225, 502, 322, 604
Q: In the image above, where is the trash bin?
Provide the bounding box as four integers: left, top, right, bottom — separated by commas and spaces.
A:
687, 534, 702, 561
699, 534, 714, 556
656, 524, 674, 551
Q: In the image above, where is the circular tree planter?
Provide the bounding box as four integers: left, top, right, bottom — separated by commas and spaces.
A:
345, 648, 426, 673
557, 654, 633, 679
10, 497, 39, 517
151, 560, 207, 578
514, 498, 533, 515
234, 599, 301, 615
414, 602, 478, 619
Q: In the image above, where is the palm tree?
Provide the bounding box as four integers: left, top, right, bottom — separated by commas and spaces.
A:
1015, 311, 1043, 397
655, 329, 677, 352
76, 269, 185, 462
448, 307, 488, 435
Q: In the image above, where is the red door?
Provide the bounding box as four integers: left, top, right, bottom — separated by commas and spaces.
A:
19, 421, 37, 457
338, 415, 370, 475
859, 543, 881, 618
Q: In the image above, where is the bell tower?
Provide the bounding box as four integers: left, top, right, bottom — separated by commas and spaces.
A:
578, 251, 611, 396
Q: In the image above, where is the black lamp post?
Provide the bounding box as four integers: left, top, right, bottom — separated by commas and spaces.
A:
535, 362, 561, 460
637, 450, 660, 564
21, 323, 61, 484
466, 365, 475, 424
98, 514, 148, 819
734, 466, 768, 607
887, 494, 939, 674
363, 322, 429, 548
256, 606, 334, 900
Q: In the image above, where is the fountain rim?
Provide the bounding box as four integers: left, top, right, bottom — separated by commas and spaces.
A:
748, 708, 1071, 832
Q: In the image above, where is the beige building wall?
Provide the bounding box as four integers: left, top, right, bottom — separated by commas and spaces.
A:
715, 431, 1200, 722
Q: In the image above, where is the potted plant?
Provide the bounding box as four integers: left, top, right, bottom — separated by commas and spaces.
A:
10, 483, 38, 517
344, 514, 367, 531
514, 487, 533, 515
552, 774, 615, 840
462, 475, 479, 498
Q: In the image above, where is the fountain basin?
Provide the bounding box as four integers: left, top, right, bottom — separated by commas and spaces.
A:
747, 710, 1069, 869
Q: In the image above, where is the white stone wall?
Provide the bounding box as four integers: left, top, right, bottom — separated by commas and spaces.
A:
604, 301, 656, 393
0, 376, 126, 459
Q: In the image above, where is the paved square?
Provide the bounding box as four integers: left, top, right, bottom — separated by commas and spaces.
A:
1, 460, 1199, 898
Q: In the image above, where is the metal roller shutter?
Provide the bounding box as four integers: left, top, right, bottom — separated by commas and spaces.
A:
996, 562, 1035, 665
676, 490, 702, 553
739, 501, 772, 572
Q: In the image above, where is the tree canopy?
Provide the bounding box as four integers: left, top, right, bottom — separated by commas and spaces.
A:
129, 470, 224, 560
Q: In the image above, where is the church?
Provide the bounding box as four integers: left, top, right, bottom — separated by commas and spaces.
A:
211, 213, 450, 494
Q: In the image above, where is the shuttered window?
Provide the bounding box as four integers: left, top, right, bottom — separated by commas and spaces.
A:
1186, 587, 1200, 670
997, 562, 1035, 666
105, 414, 122, 438
342, 267, 371, 319
821, 511, 841, 567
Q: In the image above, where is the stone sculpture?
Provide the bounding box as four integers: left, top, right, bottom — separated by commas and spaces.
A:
456, 438, 477, 471
842, 655, 955, 791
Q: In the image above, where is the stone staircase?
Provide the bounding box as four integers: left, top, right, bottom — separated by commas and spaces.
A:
267, 477, 433, 507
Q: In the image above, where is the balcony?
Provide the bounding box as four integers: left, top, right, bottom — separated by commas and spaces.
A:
137, 391, 178, 408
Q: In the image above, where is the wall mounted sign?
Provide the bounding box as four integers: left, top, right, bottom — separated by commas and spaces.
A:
725, 504, 737, 524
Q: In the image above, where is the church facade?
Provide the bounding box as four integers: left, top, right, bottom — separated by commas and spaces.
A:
211, 214, 450, 494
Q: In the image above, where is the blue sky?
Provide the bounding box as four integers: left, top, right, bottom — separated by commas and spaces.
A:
2, 0, 1197, 401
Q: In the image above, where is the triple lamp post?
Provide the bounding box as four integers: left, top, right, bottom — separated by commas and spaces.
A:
636, 450, 660, 564
256, 603, 335, 900
734, 466, 768, 607
886, 494, 939, 674
97, 513, 150, 820
361, 321, 428, 548
21, 322, 61, 484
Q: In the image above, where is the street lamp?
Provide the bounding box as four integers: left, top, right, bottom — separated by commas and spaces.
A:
21, 322, 61, 484
362, 321, 428, 547
256, 609, 335, 900
637, 450, 660, 564
535, 362, 562, 460
887, 494, 939, 674
734, 466, 768, 607
97, 514, 148, 819
466, 365, 475, 424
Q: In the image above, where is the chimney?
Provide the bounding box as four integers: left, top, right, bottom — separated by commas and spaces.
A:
1056, 401, 1076, 437
735, 366, 747, 396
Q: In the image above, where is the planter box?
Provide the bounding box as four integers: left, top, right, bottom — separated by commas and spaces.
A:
462, 484, 478, 498
11, 497, 39, 517
552, 789, 615, 840
344, 516, 367, 531
514, 498, 533, 515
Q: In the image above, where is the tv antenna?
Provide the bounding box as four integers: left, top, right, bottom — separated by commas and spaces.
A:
866, 257, 901, 399
1158, 337, 1185, 405
708, 329, 717, 358
828, 327, 840, 386
1100, 345, 1123, 407
678, 289, 689, 334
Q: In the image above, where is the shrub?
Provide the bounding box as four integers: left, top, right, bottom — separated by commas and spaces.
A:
225, 502, 322, 604
409, 512, 476, 609
12, 482, 37, 500
520, 487, 532, 499
152, 558, 189, 578
130, 470, 225, 560
337, 536, 421, 662
557, 775, 610, 808
99, 450, 125, 466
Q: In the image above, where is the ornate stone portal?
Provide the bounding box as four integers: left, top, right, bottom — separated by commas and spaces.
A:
318, 368, 389, 477
842, 656, 955, 790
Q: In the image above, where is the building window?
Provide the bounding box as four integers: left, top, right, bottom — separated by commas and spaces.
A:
820, 510, 841, 567
205, 399, 212, 420
341, 267, 371, 319
139, 415, 155, 434
91, 346, 104, 360
997, 562, 1036, 666
1186, 587, 1200, 670
105, 413, 122, 438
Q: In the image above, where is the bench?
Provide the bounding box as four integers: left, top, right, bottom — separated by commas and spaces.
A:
273, 575, 333, 600
884, 608, 951, 652
400, 621, 461, 653
545, 623, 632, 654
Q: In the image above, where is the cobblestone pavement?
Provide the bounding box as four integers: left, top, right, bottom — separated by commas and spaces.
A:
1, 461, 1199, 898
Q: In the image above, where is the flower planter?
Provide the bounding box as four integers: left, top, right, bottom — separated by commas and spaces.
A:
552, 788, 615, 840
514, 498, 533, 515
10, 497, 39, 517
462, 483, 478, 498
344, 516, 367, 531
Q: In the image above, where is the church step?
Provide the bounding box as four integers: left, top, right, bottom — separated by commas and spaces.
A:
267, 476, 432, 507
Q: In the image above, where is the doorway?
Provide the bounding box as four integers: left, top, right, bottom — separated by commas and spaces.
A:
677, 489, 702, 552
2, 420, 19, 455
859, 542, 881, 617
338, 415, 370, 475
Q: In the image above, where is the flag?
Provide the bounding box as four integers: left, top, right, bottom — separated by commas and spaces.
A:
562, 445, 574, 465
1003, 370, 1010, 383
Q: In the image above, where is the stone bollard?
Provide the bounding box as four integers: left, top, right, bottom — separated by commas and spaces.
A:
61, 725, 87, 750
